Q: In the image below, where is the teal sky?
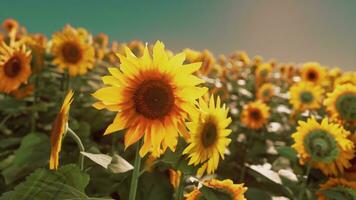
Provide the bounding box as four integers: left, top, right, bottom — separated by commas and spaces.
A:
1, 0, 356, 70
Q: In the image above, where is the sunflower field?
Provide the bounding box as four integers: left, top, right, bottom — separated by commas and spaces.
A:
0, 18, 355, 200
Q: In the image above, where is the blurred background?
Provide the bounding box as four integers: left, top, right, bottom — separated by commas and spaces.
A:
1, 0, 355, 70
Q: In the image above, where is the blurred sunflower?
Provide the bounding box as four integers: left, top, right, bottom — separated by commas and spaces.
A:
230, 51, 250, 65
253, 55, 263, 66
292, 117, 354, 176
185, 179, 247, 200
256, 83, 274, 102
328, 67, 342, 79
317, 178, 356, 200
184, 48, 216, 76
93, 41, 207, 157
0, 40, 31, 93
255, 63, 272, 84
345, 133, 356, 181
289, 82, 324, 111
49, 90, 74, 170
2, 18, 19, 33
300, 62, 326, 85
334, 72, 356, 86
93, 33, 109, 60
51, 25, 95, 76
183, 96, 232, 175
241, 101, 270, 129
324, 83, 356, 123
25, 34, 47, 72
126, 40, 145, 57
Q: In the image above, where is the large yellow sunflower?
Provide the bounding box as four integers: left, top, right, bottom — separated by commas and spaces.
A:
300, 62, 326, 85
317, 178, 356, 200
241, 101, 270, 129
49, 90, 74, 170
256, 83, 274, 102
292, 117, 354, 176
93, 41, 207, 157
324, 84, 356, 124
185, 179, 247, 200
51, 25, 95, 76
0, 40, 31, 93
183, 96, 232, 175
289, 82, 324, 111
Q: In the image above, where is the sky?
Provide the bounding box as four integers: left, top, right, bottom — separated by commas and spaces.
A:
1, 0, 355, 70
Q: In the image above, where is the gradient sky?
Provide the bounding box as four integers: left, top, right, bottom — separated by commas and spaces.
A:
1, 0, 355, 70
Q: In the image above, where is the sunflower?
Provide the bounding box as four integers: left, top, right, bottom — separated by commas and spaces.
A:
183, 96, 232, 175
184, 48, 216, 76
25, 34, 47, 72
2, 18, 19, 33
93, 33, 109, 60
51, 25, 95, 76
291, 117, 354, 176
230, 51, 250, 65
345, 133, 356, 181
126, 40, 145, 57
185, 179, 247, 200
255, 63, 272, 84
49, 90, 74, 170
334, 72, 356, 86
317, 178, 356, 200
0, 40, 31, 93
253, 55, 263, 66
300, 62, 326, 85
241, 101, 270, 129
93, 41, 207, 157
324, 84, 356, 123
256, 83, 274, 102
289, 82, 324, 111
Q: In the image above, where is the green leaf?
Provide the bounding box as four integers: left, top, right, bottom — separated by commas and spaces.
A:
245, 188, 271, 200
276, 146, 298, 163
1, 133, 50, 184
0, 164, 90, 200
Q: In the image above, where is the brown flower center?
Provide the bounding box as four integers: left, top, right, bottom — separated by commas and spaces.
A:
61, 42, 82, 64
249, 109, 262, 121
201, 121, 218, 148
4, 56, 22, 78
307, 70, 318, 82
134, 79, 174, 119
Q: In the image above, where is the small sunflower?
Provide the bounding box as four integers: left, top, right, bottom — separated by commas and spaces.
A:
49, 90, 74, 170
289, 82, 324, 111
0, 40, 31, 93
126, 40, 145, 57
184, 48, 216, 76
334, 72, 356, 86
256, 83, 274, 102
93, 41, 207, 157
51, 25, 95, 76
317, 178, 356, 200
292, 117, 354, 176
324, 84, 356, 123
241, 101, 270, 129
25, 34, 47, 72
300, 62, 326, 85
255, 63, 272, 80
230, 51, 250, 65
183, 96, 232, 175
185, 179, 247, 200
2, 18, 19, 33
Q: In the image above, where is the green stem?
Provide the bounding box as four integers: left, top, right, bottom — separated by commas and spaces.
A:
31, 75, 40, 133
176, 172, 185, 200
297, 160, 312, 200
128, 139, 143, 200
67, 127, 85, 170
